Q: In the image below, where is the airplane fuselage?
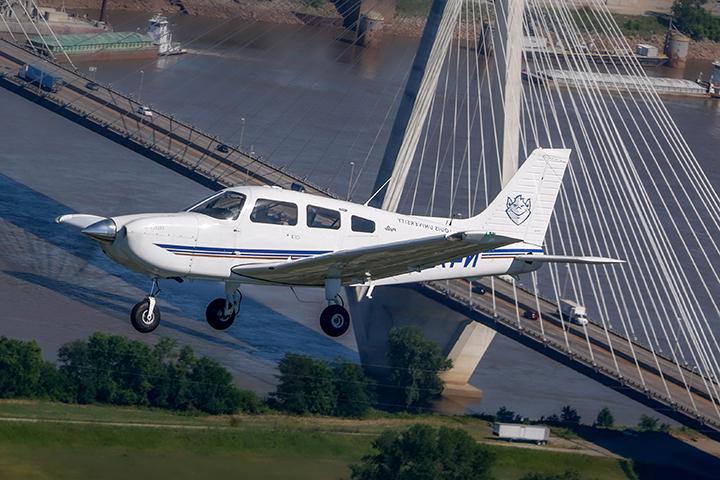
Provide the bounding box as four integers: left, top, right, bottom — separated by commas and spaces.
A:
100, 185, 543, 287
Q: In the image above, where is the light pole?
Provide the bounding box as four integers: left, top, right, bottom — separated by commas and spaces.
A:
138, 70, 145, 104
239, 117, 246, 150
347, 161, 355, 200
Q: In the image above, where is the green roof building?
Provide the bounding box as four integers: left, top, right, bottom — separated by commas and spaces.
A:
29, 32, 158, 60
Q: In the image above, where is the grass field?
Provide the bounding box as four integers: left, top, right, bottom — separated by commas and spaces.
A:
0, 400, 635, 480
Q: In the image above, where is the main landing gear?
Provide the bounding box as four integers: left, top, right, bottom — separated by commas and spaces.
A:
205, 284, 242, 330
131, 279, 161, 333
320, 278, 350, 337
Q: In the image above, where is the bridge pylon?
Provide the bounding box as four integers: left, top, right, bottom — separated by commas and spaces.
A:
349, 0, 524, 407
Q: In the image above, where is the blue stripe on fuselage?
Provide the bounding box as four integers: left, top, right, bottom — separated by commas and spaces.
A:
155, 243, 331, 256
154, 243, 543, 262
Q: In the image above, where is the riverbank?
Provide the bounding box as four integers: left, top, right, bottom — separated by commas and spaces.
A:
40, 0, 720, 60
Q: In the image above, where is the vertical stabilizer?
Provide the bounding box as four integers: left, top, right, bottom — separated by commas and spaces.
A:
464, 148, 570, 247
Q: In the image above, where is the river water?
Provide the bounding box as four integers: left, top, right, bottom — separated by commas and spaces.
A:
1, 10, 719, 424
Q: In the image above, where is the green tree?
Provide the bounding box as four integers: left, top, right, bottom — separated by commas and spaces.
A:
187, 356, 243, 414
637, 414, 670, 432
495, 406, 521, 423
672, 0, 720, 41
36, 360, 68, 401
638, 414, 659, 431
273, 353, 336, 415
332, 360, 373, 418
58, 333, 155, 406
595, 406, 614, 428
57, 333, 255, 414
350, 424, 495, 480
560, 405, 581, 425
0, 337, 47, 398
386, 327, 452, 411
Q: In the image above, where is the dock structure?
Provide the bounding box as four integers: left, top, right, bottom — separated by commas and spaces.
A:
1, 38, 720, 439
525, 68, 708, 97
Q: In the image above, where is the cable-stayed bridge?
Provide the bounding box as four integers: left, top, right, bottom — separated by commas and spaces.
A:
1, 0, 719, 438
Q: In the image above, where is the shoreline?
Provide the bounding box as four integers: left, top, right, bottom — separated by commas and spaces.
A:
37, 0, 432, 38
38, 0, 720, 60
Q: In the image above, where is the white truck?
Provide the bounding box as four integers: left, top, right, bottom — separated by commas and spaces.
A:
558, 298, 589, 326
492, 423, 549, 445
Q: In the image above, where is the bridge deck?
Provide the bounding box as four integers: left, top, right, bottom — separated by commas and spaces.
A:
425, 279, 720, 436
1, 39, 718, 438
0, 39, 329, 196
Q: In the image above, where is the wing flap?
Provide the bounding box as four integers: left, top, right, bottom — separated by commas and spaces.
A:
231, 232, 520, 286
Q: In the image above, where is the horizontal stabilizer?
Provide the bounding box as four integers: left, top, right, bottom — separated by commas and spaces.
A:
55, 214, 106, 229
515, 254, 626, 265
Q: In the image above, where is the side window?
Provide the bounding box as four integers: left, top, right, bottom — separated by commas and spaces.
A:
307, 205, 341, 230
250, 199, 298, 226
351, 215, 375, 233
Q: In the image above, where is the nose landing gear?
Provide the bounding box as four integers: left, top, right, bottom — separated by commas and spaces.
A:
206, 284, 242, 330
320, 278, 350, 337
131, 279, 161, 333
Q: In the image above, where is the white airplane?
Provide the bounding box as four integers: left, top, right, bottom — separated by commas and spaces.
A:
56, 148, 622, 336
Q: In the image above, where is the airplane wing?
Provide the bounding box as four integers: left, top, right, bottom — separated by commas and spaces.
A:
514, 254, 625, 265
231, 231, 520, 286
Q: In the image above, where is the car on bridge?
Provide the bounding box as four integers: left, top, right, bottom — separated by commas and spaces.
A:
523, 309, 539, 320
471, 281, 486, 295
216, 143, 230, 154
136, 105, 153, 117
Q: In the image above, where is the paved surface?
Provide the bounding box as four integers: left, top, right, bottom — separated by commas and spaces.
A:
1, 39, 718, 437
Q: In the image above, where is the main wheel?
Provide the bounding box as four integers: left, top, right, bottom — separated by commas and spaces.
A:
320, 304, 350, 337
206, 298, 237, 330
130, 299, 161, 333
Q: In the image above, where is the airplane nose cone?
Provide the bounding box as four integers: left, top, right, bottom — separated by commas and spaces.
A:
82, 218, 117, 242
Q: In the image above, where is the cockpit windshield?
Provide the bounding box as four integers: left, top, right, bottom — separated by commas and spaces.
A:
186, 191, 246, 220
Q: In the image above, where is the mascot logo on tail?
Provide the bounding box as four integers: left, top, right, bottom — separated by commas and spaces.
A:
506, 195, 532, 225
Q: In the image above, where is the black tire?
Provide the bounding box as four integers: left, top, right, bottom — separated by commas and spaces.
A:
130, 299, 161, 333
320, 304, 350, 337
205, 298, 237, 330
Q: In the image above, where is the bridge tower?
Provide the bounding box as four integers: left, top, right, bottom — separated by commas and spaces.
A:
350, 0, 525, 409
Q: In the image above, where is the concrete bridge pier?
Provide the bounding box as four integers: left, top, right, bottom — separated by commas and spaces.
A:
356, 11, 385, 48
347, 285, 496, 411
332, 0, 395, 33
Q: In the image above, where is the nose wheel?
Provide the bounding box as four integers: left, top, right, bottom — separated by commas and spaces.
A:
131, 279, 161, 333
320, 304, 350, 337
